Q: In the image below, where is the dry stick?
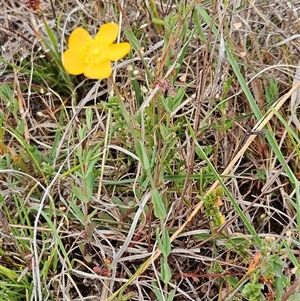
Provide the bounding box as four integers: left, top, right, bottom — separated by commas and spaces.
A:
106, 81, 300, 301
4, 18, 30, 143
282, 277, 300, 301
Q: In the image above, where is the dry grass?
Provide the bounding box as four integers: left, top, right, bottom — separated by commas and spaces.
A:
1, 0, 300, 300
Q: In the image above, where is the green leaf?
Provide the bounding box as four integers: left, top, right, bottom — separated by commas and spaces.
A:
43, 17, 58, 50
275, 273, 285, 300
84, 170, 95, 201
124, 29, 141, 51
152, 281, 165, 301
86, 107, 93, 130
161, 97, 172, 113
160, 257, 172, 283
162, 228, 171, 257
151, 189, 166, 218
72, 185, 90, 204
167, 290, 176, 301
69, 199, 85, 222
242, 282, 264, 301
159, 124, 169, 139
156, 228, 171, 258
156, 228, 165, 257
171, 87, 185, 111
86, 157, 98, 175
0, 265, 18, 281
136, 140, 150, 170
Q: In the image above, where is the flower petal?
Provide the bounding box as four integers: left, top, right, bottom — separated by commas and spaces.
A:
63, 49, 85, 75
95, 23, 119, 45
107, 43, 131, 61
68, 27, 91, 49
84, 60, 112, 79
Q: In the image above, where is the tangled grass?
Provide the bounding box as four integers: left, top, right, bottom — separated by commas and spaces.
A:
1, 0, 300, 300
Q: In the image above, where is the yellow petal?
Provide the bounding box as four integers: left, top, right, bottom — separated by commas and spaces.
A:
63, 49, 85, 75
84, 60, 112, 79
95, 23, 119, 45
107, 43, 130, 61
68, 27, 91, 49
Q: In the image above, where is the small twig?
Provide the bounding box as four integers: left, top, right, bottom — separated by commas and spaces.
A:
49, 0, 56, 19
282, 277, 300, 301
0, 24, 33, 45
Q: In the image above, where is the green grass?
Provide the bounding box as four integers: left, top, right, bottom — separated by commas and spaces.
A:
0, 0, 300, 300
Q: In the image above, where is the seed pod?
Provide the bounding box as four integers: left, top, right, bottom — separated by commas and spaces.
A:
23, 0, 41, 11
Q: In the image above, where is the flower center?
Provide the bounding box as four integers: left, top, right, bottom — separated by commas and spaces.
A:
80, 39, 109, 65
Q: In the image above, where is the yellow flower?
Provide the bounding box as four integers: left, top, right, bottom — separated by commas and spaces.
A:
63, 23, 130, 79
